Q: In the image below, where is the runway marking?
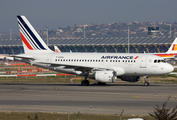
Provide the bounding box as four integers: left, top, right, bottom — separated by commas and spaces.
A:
51, 87, 58, 90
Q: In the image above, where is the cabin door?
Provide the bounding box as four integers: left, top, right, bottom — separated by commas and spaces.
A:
140, 56, 147, 68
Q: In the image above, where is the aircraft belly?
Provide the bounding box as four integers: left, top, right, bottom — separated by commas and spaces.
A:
124, 67, 132, 75
122, 63, 132, 75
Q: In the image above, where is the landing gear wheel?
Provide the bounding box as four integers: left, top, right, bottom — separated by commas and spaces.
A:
144, 82, 150, 86
98, 82, 106, 85
81, 80, 90, 86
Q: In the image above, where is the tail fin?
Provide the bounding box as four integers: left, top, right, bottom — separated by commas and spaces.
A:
166, 37, 177, 53
17, 15, 52, 54
54, 46, 61, 53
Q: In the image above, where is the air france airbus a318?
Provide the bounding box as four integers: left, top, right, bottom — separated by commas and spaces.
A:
13, 15, 174, 86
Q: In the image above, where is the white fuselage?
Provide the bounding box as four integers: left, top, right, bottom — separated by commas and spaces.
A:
21, 52, 173, 77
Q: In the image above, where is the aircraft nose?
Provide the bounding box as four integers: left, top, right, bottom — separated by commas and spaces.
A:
166, 64, 174, 73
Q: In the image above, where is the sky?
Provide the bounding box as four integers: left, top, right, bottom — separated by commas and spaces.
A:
0, 0, 177, 32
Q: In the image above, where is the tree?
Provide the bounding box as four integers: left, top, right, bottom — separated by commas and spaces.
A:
149, 96, 177, 120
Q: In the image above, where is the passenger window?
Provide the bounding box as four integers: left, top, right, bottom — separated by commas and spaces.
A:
110, 60, 112, 62
154, 60, 157, 63
158, 60, 161, 63
106, 60, 108, 62
123, 60, 124, 62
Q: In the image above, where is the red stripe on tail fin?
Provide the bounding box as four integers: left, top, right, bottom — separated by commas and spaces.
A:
20, 32, 34, 50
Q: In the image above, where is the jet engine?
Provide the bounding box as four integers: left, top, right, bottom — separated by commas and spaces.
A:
119, 76, 140, 82
95, 71, 117, 83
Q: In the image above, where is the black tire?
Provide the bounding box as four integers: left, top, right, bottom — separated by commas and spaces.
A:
81, 80, 90, 86
86, 80, 90, 86
144, 82, 150, 86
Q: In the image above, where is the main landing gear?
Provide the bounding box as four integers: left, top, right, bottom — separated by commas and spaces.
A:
144, 75, 150, 86
81, 76, 90, 86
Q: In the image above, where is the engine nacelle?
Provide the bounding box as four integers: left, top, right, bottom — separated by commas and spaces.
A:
120, 76, 140, 82
95, 71, 117, 83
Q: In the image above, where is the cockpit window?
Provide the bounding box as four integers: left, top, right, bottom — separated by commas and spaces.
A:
154, 59, 166, 63
161, 60, 166, 63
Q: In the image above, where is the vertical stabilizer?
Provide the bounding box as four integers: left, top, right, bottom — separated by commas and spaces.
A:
166, 37, 177, 53
17, 15, 52, 54
54, 46, 61, 53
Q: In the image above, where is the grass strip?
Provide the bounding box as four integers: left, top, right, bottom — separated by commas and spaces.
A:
0, 112, 156, 120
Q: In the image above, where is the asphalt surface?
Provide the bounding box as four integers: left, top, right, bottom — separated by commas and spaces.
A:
0, 83, 177, 115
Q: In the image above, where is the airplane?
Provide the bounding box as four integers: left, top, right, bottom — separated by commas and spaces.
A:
152, 37, 177, 61
54, 46, 61, 53
13, 15, 174, 86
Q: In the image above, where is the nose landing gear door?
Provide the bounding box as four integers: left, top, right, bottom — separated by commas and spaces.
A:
140, 56, 147, 68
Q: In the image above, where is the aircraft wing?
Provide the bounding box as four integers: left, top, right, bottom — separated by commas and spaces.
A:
38, 62, 110, 72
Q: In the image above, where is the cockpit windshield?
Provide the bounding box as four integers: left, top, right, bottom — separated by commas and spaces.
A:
154, 59, 166, 63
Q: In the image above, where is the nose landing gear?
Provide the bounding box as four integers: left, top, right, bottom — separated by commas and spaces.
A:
144, 75, 150, 86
